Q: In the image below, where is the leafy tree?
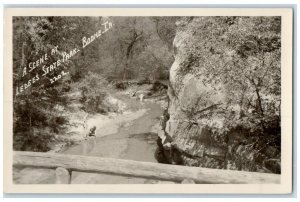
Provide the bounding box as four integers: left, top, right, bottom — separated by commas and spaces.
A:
12, 16, 101, 151
100, 17, 175, 82
76, 72, 111, 114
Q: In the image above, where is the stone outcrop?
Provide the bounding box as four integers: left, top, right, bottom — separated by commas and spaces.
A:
156, 17, 281, 174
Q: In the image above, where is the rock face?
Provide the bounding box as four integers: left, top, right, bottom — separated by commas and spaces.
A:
156, 17, 281, 174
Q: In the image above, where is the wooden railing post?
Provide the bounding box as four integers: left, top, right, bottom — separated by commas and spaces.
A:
55, 167, 71, 184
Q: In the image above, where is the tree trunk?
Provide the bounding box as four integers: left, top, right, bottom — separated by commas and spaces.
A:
255, 88, 264, 116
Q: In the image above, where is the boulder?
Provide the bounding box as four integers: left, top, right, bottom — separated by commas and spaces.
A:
158, 17, 281, 174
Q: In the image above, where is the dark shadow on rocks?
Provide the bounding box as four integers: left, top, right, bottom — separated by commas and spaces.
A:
155, 136, 184, 165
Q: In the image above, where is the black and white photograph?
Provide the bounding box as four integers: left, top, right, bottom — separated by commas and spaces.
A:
3, 8, 293, 194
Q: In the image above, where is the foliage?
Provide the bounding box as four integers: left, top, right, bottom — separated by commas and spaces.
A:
176, 17, 281, 136
13, 16, 176, 151
100, 17, 175, 82
76, 72, 110, 114
12, 16, 96, 151
151, 17, 179, 50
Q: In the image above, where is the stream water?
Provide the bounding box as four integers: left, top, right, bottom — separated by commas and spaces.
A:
14, 98, 164, 184
63, 101, 162, 184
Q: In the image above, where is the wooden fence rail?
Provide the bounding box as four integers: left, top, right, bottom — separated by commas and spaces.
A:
13, 151, 280, 184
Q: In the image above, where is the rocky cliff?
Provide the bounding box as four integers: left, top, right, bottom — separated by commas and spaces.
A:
156, 17, 281, 174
